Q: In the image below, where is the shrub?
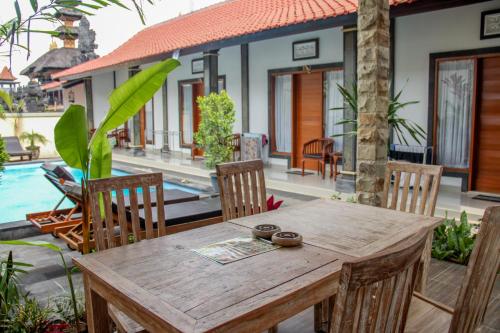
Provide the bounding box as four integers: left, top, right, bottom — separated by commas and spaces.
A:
0, 135, 9, 171
194, 90, 236, 169
432, 211, 476, 265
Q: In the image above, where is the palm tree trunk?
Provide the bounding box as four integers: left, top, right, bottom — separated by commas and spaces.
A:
356, 0, 390, 206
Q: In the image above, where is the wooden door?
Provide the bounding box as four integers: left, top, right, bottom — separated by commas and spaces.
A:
473, 56, 500, 193
293, 72, 324, 169
192, 82, 204, 157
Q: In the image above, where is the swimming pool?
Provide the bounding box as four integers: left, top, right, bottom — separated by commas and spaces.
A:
0, 162, 202, 224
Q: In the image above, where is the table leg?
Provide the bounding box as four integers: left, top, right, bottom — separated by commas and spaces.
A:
84, 273, 112, 333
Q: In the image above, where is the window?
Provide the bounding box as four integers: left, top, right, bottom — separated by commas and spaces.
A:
324, 70, 344, 152
436, 59, 474, 169
273, 74, 292, 153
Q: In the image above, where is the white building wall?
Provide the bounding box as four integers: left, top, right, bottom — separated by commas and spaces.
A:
249, 27, 344, 164
91, 71, 114, 126
394, 0, 500, 144
62, 82, 86, 110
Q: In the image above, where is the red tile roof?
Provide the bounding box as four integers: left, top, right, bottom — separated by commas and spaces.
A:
54, 0, 415, 80
41, 80, 63, 91
0, 66, 17, 81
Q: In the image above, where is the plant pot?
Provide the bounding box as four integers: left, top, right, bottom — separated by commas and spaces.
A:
26, 146, 40, 159
209, 172, 219, 193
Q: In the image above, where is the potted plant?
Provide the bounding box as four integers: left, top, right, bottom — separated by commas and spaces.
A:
194, 90, 236, 192
19, 130, 48, 159
331, 83, 426, 145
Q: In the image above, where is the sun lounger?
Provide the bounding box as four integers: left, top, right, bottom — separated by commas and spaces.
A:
4, 136, 32, 161
139, 197, 223, 234
27, 166, 82, 234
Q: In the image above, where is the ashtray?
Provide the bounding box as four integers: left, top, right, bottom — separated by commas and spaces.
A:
252, 224, 281, 239
271, 232, 303, 247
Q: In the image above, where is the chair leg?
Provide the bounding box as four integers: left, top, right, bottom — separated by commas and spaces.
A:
415, 231, 433, 294
321, 161, 325, 179
301, 160, 305, 176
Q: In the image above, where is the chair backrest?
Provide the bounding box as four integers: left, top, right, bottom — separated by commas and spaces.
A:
216, 159, 267, 221
3, 136, 24, 151
449, 206, 500, 333
330, 228, 429, 333
88, 173, 165, 251
303, 138, 334, 156
232, 133, 241, 151
382, 161, 443, 217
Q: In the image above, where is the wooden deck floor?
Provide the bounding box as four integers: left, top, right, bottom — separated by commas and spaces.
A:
275, 258, 500, 333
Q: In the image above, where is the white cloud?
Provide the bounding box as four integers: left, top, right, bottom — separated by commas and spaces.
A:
1, 0, 224, 84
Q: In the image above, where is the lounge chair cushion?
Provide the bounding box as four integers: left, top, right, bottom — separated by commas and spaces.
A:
41, 163, 76, 182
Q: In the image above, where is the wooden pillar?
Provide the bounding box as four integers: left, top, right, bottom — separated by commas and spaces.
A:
204, 50, 219, 95
241, 44, 250, 133
356, 0, 390, 206
161, 80, 169, 152
84, 78, 94, 130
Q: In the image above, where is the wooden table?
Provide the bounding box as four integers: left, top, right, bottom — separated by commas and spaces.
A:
74, 199, 443, 333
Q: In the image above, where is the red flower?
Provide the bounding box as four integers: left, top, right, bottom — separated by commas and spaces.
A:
267, 195, 283, 211
45, 323, 71, 333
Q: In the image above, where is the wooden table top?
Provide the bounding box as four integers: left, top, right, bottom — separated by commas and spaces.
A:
74, 199, 443, 332
231, 199, 443, 257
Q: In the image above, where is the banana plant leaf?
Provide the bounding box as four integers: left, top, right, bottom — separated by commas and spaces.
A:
89, 133, 112, 179
92, 58, 180, 143
54, 104, 89, 173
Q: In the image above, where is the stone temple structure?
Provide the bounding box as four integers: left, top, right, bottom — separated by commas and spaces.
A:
17, 8, 98, 112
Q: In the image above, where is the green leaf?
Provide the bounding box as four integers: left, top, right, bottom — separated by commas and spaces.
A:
54, 105, 89, 173
30, 0, 38, 11
0, 240, 62, 252
14, 1, 22, 24
89, 134, 112, 179
0, 89, 13, 111
92, 58, 180, 141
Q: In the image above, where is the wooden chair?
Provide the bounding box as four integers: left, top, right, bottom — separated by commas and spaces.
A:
301, 138, 334, 179
381, 161, 443, 294
329, 227, 429, 333
216, 159, 267, 222
405, 206, 500, 333
88, 172, 166, 333
216, 160, 277, 333
231, 133, 241, 161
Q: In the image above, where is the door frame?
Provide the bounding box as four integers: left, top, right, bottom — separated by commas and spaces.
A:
267, 62, 343, 167
178, 76, 226, 149
428, 46, 500, 191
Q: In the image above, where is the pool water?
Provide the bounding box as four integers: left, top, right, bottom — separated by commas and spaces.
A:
0, 162, 201, 224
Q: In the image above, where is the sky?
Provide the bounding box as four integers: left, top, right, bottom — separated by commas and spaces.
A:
1, 0, 224, 84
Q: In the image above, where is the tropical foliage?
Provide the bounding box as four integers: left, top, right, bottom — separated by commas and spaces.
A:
0, 136, 9, 171
194, 91, 236, 169
0, 240, 83, 332
432, 211, 476, 265
1, 0, 153, 62
331, 84, 427, 145
55, 58, 179, 183
20, 130, 48, 148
